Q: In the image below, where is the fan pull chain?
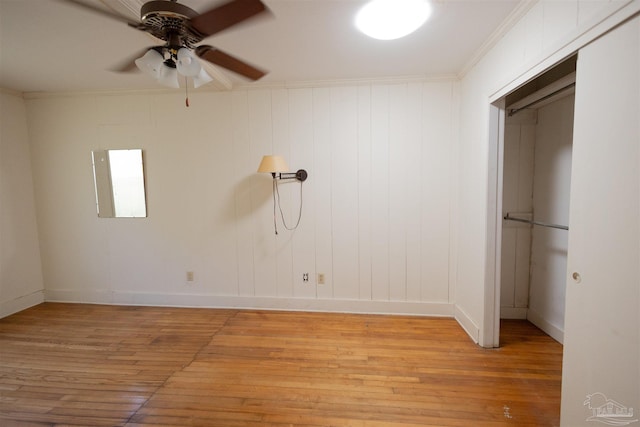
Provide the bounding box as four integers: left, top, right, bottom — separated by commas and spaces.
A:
184, 76, 190, 107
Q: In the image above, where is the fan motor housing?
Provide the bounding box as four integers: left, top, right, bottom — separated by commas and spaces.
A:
140, 0, 203, 47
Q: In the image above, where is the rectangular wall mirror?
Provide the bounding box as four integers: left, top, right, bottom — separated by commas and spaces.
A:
92, 149, 147, 218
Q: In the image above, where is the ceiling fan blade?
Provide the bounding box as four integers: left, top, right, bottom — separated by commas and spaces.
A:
190, 0, 269, 38
57, 0, 144, 29
109, 47, 159, 73
196, 45, 266, 80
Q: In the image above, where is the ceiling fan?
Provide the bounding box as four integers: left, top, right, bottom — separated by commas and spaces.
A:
60, 0, 269, 87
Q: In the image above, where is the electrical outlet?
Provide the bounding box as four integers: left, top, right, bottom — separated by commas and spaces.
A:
186, 271, 194, 282
303, 273, 309, 282
318, 273, 325, 285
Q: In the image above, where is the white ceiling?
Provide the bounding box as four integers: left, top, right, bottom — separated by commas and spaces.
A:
0, 0, 522, 93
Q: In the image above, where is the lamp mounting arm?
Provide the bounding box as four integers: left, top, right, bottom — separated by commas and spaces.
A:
272, 169, 308, 182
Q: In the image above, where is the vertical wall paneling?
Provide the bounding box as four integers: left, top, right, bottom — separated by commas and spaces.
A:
404, 82, 424, 302
312, 88, 334, 298
448, 83, 460, 304
330, 87, 360, 299
528, 94, 574, 340
388, 84, 409, 301
517, 121, 536, 210
248, 90, 277, 297
191, 93, 238, 295
500, 121, 521, 310
515, 119, 536, 309
513, 227, 533, 308
147, 98, 192, 283
289, 88, 317, 299
25, 79, 459, 314
370, 85, 391, 301
357, 86, 373, 300
500, 227, 518, 308
271, 89, 294, 297
500, 111, 535, 317
0, 92, 45, 316
27, 97, 103, 297
102, 97, 173, 296
232, 91, 255, 296
420, 82, 452, 302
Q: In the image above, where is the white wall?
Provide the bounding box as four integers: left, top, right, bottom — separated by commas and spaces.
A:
25, 82, 458, 315
0, 91, 44, 316
528, 93, 574, 343
455, 0, 634, 344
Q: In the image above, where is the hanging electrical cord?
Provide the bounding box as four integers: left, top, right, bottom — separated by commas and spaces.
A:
271, 179, 303, 235
271, 179, 278, 234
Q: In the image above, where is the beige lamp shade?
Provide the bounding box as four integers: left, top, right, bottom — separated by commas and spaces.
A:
257, 155, 289, 173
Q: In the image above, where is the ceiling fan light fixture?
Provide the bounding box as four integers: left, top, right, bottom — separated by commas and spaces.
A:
135, 47, 213, 88
158, 64, 180, 88
134, 49, 164, 79
355, 0, 432, 40
62, 0, 269, 89
193, 68, 213, 88
177, 48, 202, 77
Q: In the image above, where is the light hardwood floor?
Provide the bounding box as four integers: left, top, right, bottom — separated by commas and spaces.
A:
0, 303, 562, 426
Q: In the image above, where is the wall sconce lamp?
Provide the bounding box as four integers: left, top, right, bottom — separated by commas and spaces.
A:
257, 155, 308, 234
257, 155, 308, 181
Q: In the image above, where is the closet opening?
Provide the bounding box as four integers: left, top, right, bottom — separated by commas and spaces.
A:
498, 55, 577, 344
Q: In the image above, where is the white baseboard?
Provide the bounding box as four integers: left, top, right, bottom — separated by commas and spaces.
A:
500, 306, 528, 319
454, 304, 479, 343
0, 290, 45, 318
527, 308, 564, 344
44, 289, 455, 318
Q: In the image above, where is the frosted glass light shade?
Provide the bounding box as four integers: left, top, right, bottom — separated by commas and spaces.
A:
177, 48, 201, 77
193, 68, 213, 88
158, 65, 180, 88
355, 0, 431, 40
136, 47, 213, 89
135, 49, 164, 79
257, 155, 289, 173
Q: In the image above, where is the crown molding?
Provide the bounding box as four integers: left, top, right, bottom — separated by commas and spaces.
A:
22, 87, 178, 99
233, 74, 459, 91
20, 73, 459, 99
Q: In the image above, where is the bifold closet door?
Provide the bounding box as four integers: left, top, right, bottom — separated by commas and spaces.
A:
561, 15, 639, 426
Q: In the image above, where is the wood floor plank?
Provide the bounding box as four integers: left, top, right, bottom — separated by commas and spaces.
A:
0, 303, 562, 426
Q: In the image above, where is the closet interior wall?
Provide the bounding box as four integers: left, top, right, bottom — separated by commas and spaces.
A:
500, 93, 575, 344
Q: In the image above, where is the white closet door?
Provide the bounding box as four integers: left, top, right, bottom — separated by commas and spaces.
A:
561, 15, 639, 426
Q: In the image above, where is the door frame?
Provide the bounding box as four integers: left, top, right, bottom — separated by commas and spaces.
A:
484, 100, 505, 348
